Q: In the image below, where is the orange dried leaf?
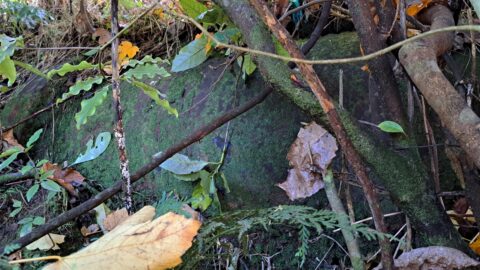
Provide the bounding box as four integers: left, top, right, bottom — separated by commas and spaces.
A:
405, 0, 433, 17
43, 206, 201, 270
42, 162, 85, 195
92, 28, 112, 45
103, 208, 129, 231
118, 41, 139, 61
2, 129, 25, 151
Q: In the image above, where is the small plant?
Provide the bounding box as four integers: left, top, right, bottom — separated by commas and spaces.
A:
183, 205, 395, 269
158, 150, 230, 212
0, 1, 52, 34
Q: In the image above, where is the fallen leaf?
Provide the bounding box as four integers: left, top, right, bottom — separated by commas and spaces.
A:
43, 206, 201, 270
394, 246, 479, 269
26, 234, 65, 251
118, 41, 139, 61
277, 122, 338, 200
41, 162, 85, 196
1, 129, 25, 151
278, 169, 325, 200
92, 28, 112, 45
103, 208, 129, 231
7, 250, 22, 261
80, 224, 100, 237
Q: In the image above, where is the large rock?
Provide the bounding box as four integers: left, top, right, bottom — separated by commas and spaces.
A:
0, 32, 368, 209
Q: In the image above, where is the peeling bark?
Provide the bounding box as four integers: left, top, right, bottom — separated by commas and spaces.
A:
399, 5, 480, 169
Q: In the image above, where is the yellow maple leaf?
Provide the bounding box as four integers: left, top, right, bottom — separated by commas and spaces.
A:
118, 41, 139, 61
43, 206, 201, 270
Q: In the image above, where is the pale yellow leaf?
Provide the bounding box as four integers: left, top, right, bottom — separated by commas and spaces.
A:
26, 234, 65, 251
43, 206, 201, 270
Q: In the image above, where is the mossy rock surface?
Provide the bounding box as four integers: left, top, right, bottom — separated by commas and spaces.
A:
0, 32, 368, 210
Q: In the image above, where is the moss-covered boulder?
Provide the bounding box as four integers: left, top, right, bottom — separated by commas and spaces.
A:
0, 32, 368, 210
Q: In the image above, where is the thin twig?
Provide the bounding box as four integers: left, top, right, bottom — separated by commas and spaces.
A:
110, 0, 133, 214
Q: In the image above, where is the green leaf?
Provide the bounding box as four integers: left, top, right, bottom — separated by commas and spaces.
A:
179, 0, 208, 19
197, 7, 231, 27
19, 222, 32, 237
41, 179, 61, 192
173, 171, 202, 181
83, 48, 99, 57
56, 76, 103, 104
32, 216, 45, 225
26, 184, 39, 202
47, 61, 97, 79
160, 153, 210, 175
9, 206, 22, 218
0, 146, 22, 158
213, 27, 241, 44
237, 54, 256, 79
171, 37, 209, 72
191, 183, 212, 211
12, 199, 22, 208
18, 217, 33, 225
377, 121, 405, 134
20, 165, 33, 175
35, 159, 49, 167
46, 190, 57, 201
26, 128, 43, 149
0, 34, 23, 64
12, 60, 48, 80
0, 56, 16, 86
119, 0, 136, 9
75, 86, 109, 129
71, 132, 111, 166
0, 152, 20, 171
3, 243, 21, 255
39, 169, 54, 181
123, 63, 171, 80
130, 80, 178, 117
199, 170, 213, 193
125, 56, 169, 68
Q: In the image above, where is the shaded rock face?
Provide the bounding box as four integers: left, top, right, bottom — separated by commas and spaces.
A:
0, 32, 368, 209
